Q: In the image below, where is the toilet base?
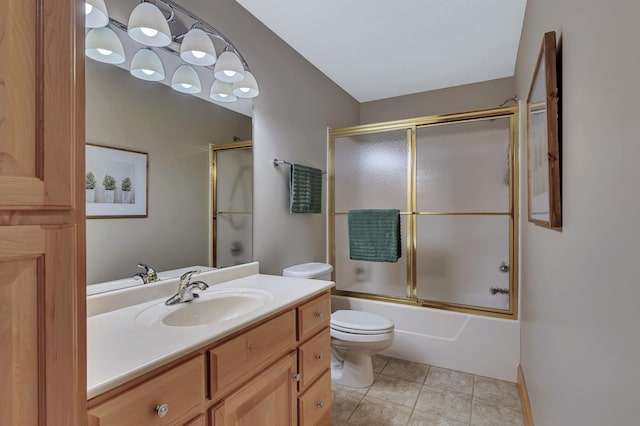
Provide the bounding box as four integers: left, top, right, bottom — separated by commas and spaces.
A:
330, 345, 375, 388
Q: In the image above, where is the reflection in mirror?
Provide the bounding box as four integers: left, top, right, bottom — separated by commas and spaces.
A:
211, 142, 253, 267
85, 58, 252, 291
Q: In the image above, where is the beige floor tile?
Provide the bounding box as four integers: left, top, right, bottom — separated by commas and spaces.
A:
365, 374, 423, 408
372, 354, 390, 374
380, 358, 431, 383
425, 366, 475, 396
332, 383, 368, 421
414, 385, 472, 423
408, 409, 470, 426
348, 396, 412, 426
471, 399, 523, 426
473, 376, 521, 411
331, 356, 524, 426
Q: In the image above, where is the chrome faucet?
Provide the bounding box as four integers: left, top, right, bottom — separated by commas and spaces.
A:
133, 262, 159, 284
165, 270, 209, 306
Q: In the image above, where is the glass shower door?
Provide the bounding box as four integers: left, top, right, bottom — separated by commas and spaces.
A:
332, 128, 411, 299
415, 118, 513, 311
213, 145, 253, 267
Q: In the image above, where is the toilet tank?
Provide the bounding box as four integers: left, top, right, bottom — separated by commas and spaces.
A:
282, 262, 333, 280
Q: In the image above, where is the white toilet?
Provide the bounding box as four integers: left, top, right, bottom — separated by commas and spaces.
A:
282, 262, 395, 388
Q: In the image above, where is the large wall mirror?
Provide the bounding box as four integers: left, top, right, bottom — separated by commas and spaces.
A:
86, 57, 253, 289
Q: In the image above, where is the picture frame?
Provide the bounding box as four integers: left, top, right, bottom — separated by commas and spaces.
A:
527, 31, 561, 228
85, 143, 148, 218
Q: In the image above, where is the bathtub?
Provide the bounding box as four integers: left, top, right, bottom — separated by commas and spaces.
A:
331, 295, 520, 382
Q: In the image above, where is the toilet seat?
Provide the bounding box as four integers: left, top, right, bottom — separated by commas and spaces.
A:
330, 327, 393, 343
330, 310, 394, 334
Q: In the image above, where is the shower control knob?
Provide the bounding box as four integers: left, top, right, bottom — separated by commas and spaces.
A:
499, 262, 510, 273
316, 400, 325, 408
315, 353, 324, 361
314, 311, 324, 319
155, 404, 169, 418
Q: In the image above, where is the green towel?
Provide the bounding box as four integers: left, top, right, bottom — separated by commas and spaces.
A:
348, 209, 401, 262
290, 163, 322, 214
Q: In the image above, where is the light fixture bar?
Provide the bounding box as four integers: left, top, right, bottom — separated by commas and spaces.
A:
158, 0, 251, 71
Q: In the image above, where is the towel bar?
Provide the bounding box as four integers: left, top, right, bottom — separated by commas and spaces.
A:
273, 158, 327, 174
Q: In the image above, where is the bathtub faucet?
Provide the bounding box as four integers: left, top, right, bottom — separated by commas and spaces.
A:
490, 287, 509, 295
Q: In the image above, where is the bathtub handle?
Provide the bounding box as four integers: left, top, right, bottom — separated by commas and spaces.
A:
314, 311, 324, 319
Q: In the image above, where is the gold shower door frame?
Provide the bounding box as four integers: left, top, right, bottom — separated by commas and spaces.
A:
328, 106, 519, 319
210, 140, 253, 268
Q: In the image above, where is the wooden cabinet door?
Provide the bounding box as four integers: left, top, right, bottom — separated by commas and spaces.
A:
0, 0, 79, 208
0, 0, 85, 424
212, 352, 297, 426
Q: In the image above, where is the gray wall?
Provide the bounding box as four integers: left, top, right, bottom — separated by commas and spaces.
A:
182, 0, 360, 275
86, 60, 251, 284
360, 77, 515, 124
515, 1, 640, 424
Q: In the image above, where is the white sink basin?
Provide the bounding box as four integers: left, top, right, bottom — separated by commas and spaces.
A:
136, 288, 273, 327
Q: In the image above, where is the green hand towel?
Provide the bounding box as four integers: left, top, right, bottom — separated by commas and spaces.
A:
348, 209, 401, 262
290, 163, 322, 214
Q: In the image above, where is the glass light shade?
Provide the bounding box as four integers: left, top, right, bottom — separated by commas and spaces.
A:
130, 49, 165, 81
232, 71, 259, 98
127, 2, 172, 47
85, 0, 109, 28
210, 80, 237, 103
180, 28, 216, 66
171, 65, 201, 94
213, 51, 245, 83
85, 28, 125, 64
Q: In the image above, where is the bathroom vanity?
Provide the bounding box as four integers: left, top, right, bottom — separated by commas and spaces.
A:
87, 263, 333, 425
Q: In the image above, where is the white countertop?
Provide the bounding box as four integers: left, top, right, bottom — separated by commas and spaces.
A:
87, 262, 334, 399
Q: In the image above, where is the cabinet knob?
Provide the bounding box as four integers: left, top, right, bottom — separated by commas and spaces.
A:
316, 400, 325, 408
293, 373, 301, 382
155, 404, 169, 418
314, 311, 324, 319
315, 353, 325, 361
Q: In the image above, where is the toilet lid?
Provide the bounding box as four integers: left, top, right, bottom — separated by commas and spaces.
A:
331, 310, 394, 334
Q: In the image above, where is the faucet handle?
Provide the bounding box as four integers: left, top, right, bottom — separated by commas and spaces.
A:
179, 270, 202, 285
137, 262, 157, 273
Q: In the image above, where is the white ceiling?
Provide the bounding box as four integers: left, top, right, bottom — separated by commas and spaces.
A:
235, 0, 527, 102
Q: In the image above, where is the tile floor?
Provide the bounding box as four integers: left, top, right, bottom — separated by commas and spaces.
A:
331, 355, 524, 426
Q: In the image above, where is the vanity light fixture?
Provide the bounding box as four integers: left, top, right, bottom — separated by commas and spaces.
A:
130, 48, 165, 81
213, 51, 245, 83
232, 71, 259, 98
210, 80, 237, 103
86, 0, 259, 105
85, 27, 125, 64
180, 28, 217, 66
127, 1, 172, 47
171, 65, 202, 94
85, 0, 109, 28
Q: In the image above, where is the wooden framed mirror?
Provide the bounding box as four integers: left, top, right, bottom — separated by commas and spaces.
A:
527, 31, 561, 228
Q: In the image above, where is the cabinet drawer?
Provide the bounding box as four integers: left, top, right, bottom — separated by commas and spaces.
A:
297, 293, 330, 342
298, 328, 330, 392
298, 370, 331, 426
209, 309, 296, 401
88, 356, 205, 426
